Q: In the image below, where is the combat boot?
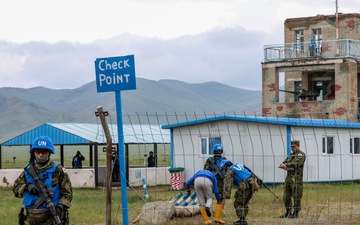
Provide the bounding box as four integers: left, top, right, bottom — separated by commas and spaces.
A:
279, 208, 291, 218
214, 203, 225, 224
200, 208, 212, 224
288, 210, 299, 218
233, 216, 247, 225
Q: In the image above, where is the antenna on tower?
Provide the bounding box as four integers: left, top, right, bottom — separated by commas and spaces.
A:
335, 0, 339, 54
335, 0, 339, 39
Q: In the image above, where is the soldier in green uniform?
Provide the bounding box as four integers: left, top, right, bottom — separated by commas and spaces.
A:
203, 144, 230, 224
203, 144, 229, 192
13, 136, 73, 225
278, 140, 306, 219
221, 160, 259, 225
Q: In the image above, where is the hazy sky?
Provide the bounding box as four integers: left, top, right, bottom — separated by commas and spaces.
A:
0, 0, 358, 90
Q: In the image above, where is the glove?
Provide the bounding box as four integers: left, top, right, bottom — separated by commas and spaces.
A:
186, 189, 191, 195
27, 184, 40, 195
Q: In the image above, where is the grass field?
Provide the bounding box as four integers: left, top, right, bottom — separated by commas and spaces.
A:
2, 182, 360, 225
1, 144, 170, 169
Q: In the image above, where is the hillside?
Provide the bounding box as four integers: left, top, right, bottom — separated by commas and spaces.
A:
0, 78, 262, 142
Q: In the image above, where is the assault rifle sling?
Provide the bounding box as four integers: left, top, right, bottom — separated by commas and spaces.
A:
25, 163, 62, 225
209, 158, 224, 179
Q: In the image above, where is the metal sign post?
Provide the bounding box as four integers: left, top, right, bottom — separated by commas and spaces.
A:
95, 54, 136, 225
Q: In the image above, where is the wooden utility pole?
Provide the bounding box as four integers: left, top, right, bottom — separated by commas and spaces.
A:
96, 106, 113, 225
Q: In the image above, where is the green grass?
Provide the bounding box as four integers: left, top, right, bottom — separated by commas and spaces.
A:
2, 182, 360, 225
1, 144, 170, 169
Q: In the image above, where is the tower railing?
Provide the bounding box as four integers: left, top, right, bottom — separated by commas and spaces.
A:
264, 39, 360, 62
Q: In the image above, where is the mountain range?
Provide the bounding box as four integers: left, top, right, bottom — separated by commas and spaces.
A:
0, 78, 262, 143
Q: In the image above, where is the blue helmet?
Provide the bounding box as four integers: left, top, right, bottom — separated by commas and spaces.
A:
213, 144, 223, 154
30, 136, 55, 154
213, 144, 223, 151
219, 159, 233, 171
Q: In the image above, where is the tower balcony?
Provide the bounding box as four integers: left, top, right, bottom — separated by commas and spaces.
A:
264, 39, 360, 62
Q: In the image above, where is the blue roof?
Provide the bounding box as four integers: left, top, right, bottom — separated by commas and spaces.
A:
161, 115, 360, 129
2, 123, 170, 146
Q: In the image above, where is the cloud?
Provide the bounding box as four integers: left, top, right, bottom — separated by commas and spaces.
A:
0, 26, 272, 90
1, 0, 360, 91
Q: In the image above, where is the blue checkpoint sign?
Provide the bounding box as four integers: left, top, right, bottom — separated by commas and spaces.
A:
94, 55, 136, 93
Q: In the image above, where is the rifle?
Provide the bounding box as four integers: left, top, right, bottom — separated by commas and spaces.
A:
279, 89, 320, 100
279, 89, 301, 95
18, 207, 26, 225
244, 165, 279, 199
209, 158, 224, 179
25, 163, 63, 225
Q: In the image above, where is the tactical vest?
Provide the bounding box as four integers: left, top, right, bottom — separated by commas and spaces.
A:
230, 163, 252, 186
23, 163, 61, 209
73, 156, 81, 167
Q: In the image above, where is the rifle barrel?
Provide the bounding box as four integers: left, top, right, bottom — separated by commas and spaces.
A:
261, 182, 279, 199
244, 165, 279, 199
279, 89, 300, 94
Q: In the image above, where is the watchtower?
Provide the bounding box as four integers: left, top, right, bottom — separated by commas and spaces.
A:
262, 13, 360, 121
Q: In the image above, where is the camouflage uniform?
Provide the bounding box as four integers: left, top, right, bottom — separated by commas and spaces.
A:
233, 177, 257, 220
281, 141, 306, 217
203, 156, 227, 197
13, 136, 72, 225
222, 168, 234, 199
13, 161, 73, 225
222, 162, 258, 224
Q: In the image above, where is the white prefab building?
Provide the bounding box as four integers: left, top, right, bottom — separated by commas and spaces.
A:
162, 115, 360, 184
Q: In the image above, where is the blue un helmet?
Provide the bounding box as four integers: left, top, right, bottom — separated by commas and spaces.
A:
213, 144, 223, 154
30, 136, 55, 154
219, 159, 233, 171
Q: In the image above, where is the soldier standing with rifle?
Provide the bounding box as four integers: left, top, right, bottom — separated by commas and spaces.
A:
13, 136, 73, 225
278, 140, 306, 219
203, 144, 230, 224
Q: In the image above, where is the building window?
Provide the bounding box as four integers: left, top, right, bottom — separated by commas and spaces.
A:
350, 137, 360, 154
295, 30, 304, 53
313, 81, 324, 101
200, 137, 221, 155
322, 136, 334, 154
312, 29, 322, 56
309, 72, 335, 100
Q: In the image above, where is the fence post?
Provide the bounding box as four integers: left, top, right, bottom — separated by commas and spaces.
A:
96, 106, 112, 225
